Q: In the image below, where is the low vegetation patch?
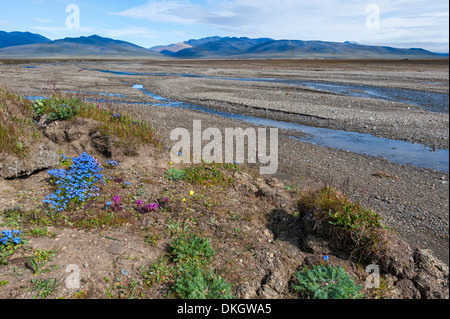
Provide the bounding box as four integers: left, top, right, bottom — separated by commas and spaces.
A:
1, 88, 163, 160
297, 185, 388, 263
141, 232, 233, 299
0, 88, 42, 157
292, 264, 364, 299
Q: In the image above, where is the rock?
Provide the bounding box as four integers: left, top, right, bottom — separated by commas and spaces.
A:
411, 249, 449, 299
257, 270, 290, 299
235, 283, 257, 299
395, 279, 421, 299
0, 142, 60, 179
106, 242, 123, 255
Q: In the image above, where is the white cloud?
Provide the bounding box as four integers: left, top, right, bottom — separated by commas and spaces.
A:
111, 0, 450, 51
114, 0, 201, 25
104, 27, 157, 39
35, 17, 53, 24
0, 19, 12, 26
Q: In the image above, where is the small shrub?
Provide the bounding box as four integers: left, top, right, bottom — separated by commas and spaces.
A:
173, 266, 233, 299
170, 234, 215, 268
292, 265, 364, 299
33, 97, 81, 122
297, 185, 387, 262
165, 168, 187, 181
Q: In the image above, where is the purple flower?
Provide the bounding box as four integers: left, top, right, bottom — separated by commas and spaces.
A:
144, 203, 159, 212
113, 195, 121, 204
136, 200, 143, 207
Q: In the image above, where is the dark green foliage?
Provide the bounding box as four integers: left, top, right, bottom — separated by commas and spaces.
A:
292, 265, 364, 299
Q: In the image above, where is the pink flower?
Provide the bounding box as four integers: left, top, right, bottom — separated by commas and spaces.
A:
144, 203, 158, 212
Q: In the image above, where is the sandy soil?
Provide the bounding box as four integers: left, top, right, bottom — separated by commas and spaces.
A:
0, 59, 448, 265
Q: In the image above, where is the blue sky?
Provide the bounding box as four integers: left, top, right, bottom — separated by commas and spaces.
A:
0, 0, 448, 52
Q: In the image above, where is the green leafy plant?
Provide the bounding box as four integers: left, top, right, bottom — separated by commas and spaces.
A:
169, 233, 215, 268
26, 278, 58, 299
141, 256, 174, 287
29, 248, 56, 276
33, 97, 81, 122
165, 168, 187, 181
173, 266, 233, 299
292, 265, 364, 299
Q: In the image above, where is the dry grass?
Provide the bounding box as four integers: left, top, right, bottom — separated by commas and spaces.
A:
0, 87, 43, 157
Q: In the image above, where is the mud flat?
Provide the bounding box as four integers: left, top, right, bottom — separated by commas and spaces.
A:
0, 59, 448, 263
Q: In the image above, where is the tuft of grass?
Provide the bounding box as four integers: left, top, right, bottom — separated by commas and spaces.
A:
292, 264, 364, 299
165, 162, 238, 187
0, 88, 42, 157
297, 185, 387, 262
26, 278, 58, 299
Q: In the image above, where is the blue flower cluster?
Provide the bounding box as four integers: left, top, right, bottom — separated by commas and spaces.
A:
111, 113, 121, 120
1, 230, 21, 245
43, 152, 105, 211
105, 160, 120, 169
122, 181, 131, 188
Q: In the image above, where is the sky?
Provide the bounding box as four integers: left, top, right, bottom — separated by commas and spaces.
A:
0, 0, 448, 52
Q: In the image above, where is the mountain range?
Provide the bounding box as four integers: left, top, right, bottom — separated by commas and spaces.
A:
0, 31, 51, 49
150, 36, 442, 59
0, 32, 164, 59
0, 31, 445, 59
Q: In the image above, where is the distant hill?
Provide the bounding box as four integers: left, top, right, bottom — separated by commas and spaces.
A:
1, 32, 444, 59
0, 31, 51, 49
0, 34, 165, 59
151, 36, 443, 59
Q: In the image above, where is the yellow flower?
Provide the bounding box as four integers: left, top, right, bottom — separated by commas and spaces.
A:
182, 198, 186, 202
169, 161, 173, 165
189, 190, 194, 196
